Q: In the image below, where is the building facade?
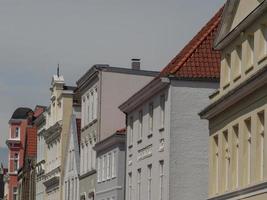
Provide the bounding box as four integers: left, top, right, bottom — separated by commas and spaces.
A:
43, 74, 79, 200
17, 106, 45, 200
200, 1, 267, 200
76, 63, 159, 200
0, 164, 7, 200
120, 8, 222, 200
6, 107, 33, 200
94, 129, 126, 200
63, 115, 81, 200
35, 109, 47, 200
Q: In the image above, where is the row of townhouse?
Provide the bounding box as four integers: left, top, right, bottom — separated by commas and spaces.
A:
8, 1, 267, 200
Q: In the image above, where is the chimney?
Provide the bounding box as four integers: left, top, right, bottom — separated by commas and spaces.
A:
131, 58, 141, 70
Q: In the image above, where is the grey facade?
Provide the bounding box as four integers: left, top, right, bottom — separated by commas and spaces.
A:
94, 131, 126, 200
76, 63, 159, 200
120, 78, 218, 200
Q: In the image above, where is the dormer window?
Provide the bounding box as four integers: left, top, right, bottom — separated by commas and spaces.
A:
221, 53, 231, 89
233, 45, 242, 81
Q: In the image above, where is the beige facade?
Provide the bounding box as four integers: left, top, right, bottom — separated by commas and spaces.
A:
43, 75, 78, 200
200, 1, 267, 199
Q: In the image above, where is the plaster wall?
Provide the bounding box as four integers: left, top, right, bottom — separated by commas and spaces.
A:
169, 80, 218, 200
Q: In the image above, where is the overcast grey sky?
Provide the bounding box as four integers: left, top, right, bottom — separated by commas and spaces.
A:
0, 0, 224, 164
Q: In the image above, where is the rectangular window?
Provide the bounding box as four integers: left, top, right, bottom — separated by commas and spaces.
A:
15, 127, 20, 138
128, 172, 132, 200
149, 103, 154, 134
90, 91, 94, 122
129, 116, 133, 146
112, 151, 116, 178
257, 111, 265, 180
14, 153, 19, 171
233, 125, 239, 189
159, 161, 164, 200
86, 94, 90, 124
137, 169, 141, 200
245, 118, 252, 185
107, 153, 110, 179
160, 95, 165, 129
97, 157, 101, 182
213, 135, 219, 194
138, 110, 143, 140
102, 155, 106, 181
82, 97, 86, 127
224, 54, 231, 87
93, 87, 98, 120
223, 130, 230, 191
148, 165, 152, 200
13, 187, 17, 200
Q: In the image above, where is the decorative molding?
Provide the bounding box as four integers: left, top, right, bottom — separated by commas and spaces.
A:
137, 145, 152, 161
44, 121, 62, 144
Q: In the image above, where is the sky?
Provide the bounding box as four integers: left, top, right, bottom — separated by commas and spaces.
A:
0, 0, 224, 166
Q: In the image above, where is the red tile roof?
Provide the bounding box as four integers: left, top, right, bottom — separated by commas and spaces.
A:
160, 7, 223, 79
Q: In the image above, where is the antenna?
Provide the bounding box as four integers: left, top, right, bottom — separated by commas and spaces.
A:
57, 64, 60, 77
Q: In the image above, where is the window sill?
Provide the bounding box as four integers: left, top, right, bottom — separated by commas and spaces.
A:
233, 74, 241, 82
147, 133, 153, 139
258, 54, 267, 65
137, 139, 142, 144
245, 65, 254, 74
222, 82, 230, 90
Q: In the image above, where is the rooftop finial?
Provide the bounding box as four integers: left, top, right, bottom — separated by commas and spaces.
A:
57, 64, 60, 77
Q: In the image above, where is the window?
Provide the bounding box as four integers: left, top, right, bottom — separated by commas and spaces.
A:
102, 155, 106, 181
93, 88, 98, 120
82, 97, 86, 127
15, 127, 20, 138
223, 130, 230, 191
128, 173, 132, 200
14, 153, 19, 171
109, 153, 112, 178
257, 111, 265, 180
81, 144, 84, 174
13, 187, 17, 200
138, 110, 143, 141
107, 153, 110, 179
137, 169, 141, 200
159, 161, 164, 200
233, 125, 239, 188
148, 165, 152, 200
213, 135, 219, 194
149, 103, 154, 134
245, 118, 252, 185
129, 116, 133, 147
90, 91, 94, 122
112, 151, 116, 178
160, 95, 165, 129
97, 157, 101, 182
87, 94, 90, 124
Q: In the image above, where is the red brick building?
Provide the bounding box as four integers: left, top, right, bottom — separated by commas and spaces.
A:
5, 106, 45, 200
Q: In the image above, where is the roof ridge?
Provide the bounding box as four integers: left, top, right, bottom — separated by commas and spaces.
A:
169, 7, 223, 74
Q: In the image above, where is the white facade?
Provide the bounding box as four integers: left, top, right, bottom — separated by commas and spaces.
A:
124, 86, 170, 200
63, 115, 80, 200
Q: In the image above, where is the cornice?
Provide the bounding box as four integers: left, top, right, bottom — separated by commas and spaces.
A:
200, 65, 267, 119
94, 133, 126, 153
208, 181, 267, 200
44, 121, 62, 144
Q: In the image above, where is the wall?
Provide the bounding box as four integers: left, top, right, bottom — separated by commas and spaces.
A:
100, 71, 154, 141
169, 80, 218, 200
